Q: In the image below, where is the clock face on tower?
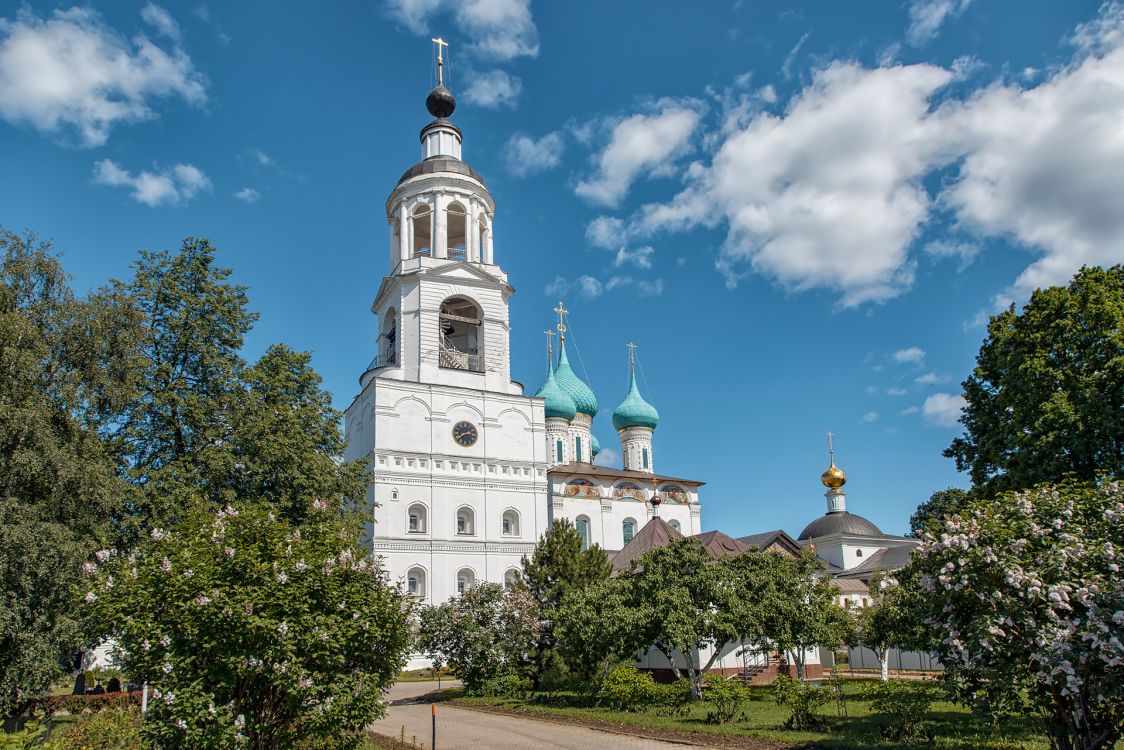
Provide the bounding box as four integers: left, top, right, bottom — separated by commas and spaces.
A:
452, 421, 478, 447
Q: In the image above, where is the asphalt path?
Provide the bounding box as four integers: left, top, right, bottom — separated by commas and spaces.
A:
371, 680, 696, 749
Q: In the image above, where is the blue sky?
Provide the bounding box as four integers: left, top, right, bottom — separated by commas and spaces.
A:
2, 0, 1122, 538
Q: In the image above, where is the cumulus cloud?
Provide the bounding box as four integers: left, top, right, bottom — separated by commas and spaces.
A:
613, 246, 654, 269
463, 68, 521, 109
545, 273, 663, 298
907, 0, 972, 46
860, 411, 879, 423
233, 187, 260, 203
893, 346, 926, 364
0, 6, 206, 147
93, 159, 210, 206
922, 393, 966, 426
915, 371, 951, 385
886, 386, 908, 396
140, 3, 180, 41
249, 147, 273, 167
617, 4, 1124, 308
586, 216, 624, 249
575, 103, 703, 207
503, 130, 564, 176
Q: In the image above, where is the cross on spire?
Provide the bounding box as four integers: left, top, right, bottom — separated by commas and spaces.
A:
553, 301, 568, 342
827, 431, 836, 464
626, 341, 638, 374
432, 37, 449, 86
543, 329, 555, 367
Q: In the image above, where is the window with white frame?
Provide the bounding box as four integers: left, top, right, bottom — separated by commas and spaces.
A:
406, 566, 427, 598
456, 506, 475, 535
622, 518, 637, 545
407, 503, 427, 533
575, 516, 591, 551
456, 568, 475, 594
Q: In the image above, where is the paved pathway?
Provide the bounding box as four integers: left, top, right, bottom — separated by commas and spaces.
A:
371, 681, 695, 749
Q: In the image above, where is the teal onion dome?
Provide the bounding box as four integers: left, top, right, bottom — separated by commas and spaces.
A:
591, 434, 601, 457
554, 342, 598, 417
612, 370, 659, 431
535, 366, 577, 421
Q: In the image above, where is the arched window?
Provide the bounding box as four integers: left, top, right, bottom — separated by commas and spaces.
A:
575, 516, 591, 551
411, 204, 432, 257
669, 520, 682, 533
555, 439, 563, 463
447, 202, 467, 261
407, 503, 427, 534
501, 509, 520, 537
504, 568, 520, 591
455, 506, 475, 536
575, 435, 583, 462
406, 566, 427, 598
439, 296, 482, 372
855, 549, 863, 558
379, 309, 398, 366
456, 568, 475, 595
642, 447, 649, 470
622, 518, 637, 545
478, 218, 488, 262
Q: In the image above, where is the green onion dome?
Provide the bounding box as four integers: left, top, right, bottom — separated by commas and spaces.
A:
535, 365, 577, 421
591, 434, 601, 457
554, 342, 598, 417
612, 370, 659, 431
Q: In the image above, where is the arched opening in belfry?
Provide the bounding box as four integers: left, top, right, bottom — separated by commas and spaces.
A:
439, 296, 482, 371
411, 204, 432, 257
447, 202, 467, 261
380, 308, 397, 366
477, 217, 488, 262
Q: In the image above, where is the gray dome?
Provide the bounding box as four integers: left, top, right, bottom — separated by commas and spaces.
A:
798, 512, 883, 541
396, 157, 487, 188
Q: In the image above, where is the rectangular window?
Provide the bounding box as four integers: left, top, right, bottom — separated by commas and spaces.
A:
556, 439, 563, 463
502, 518, 510, 535
576, 436, 583, 462
642, 448, 649, 469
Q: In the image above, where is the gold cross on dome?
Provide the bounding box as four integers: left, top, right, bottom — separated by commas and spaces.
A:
553, 301, 568, 339
827, 431, 836, 462
432, 37, 449, 86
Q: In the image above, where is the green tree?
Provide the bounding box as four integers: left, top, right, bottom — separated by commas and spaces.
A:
909, 487, 971, 537
754, 552, 846, 682
83, 501, 412, 750
903, 481, 1124, 750
518, 519, 611, 686
554, 577, 641, 681
0, 230, 137, 716
415, 583, 539, 692
851, 572, 928, 681
946, 265, 1124, 496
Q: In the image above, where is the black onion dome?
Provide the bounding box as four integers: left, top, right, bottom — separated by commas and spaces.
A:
797, 512, 883, 541
426, 85, 456, 118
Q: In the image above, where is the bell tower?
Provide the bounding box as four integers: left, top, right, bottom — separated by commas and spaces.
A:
363, 38, 519, 396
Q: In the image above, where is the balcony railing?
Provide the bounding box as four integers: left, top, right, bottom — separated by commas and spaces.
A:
365, 348, 397, 372
439, 345, 483, 372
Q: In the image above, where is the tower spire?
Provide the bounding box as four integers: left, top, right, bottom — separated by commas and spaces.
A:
554, 300, 569, 344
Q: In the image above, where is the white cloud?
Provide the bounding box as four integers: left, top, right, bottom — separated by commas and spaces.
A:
615, 3, 1124, 308
593, 446, 619, 467
140, 3, 180, 42
860, 411, 879, 423
503, 131, 564, 176
0, 6, 206, 147
577, 275, 603, 297
575, 103, 702, 207
544, 276, 569, 297
915, 371, 951, 385
886, 386, 908, 396
613, 246, 654, 269
893, 346, 926, 364
900, 405, 920, 416
250, 147, 273, 167
384, 0, 537, 61
781, 31, 810, 79
546, 273, 663, 298
631, 62, 951, 306
925, 238, 980, 270
233, 187, 260, 203
463, 69, 521, 109
93, 159, 210, 206
637, 278, 664, 296
586, 216, 624, 249
907, 0, 972, 46
922, 392, 966, 427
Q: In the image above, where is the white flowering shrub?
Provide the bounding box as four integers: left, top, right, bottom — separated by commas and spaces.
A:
907, 481, 1124, 750
82, 502, 413, 750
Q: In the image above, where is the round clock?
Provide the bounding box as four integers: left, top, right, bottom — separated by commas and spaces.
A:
452, 421, 478, 447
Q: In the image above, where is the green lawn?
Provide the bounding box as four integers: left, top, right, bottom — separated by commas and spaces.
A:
443, 680, 1050, 750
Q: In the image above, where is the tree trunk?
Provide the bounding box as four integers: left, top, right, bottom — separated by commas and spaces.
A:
878, 649, 889, 682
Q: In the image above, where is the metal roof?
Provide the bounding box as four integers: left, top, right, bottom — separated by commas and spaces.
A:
797, 511, 884, 541
396, 157, 487, 188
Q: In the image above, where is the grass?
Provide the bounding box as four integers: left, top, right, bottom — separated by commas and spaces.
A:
395, 667, 454, 683
442, 680, 1050, 750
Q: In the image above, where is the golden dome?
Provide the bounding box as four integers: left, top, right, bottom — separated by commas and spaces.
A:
821, 462, 846, 489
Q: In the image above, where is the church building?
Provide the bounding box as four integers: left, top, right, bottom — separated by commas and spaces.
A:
342, 55, 703, 618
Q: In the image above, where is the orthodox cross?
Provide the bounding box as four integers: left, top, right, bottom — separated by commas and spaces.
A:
827, 431, 836, 463
432, 37, 449, 86
554, 301, 568, 342
543, 329, 555, 365
626, 341, 638, 373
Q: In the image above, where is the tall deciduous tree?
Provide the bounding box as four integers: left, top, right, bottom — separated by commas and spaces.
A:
946, 265, 1124, 496
518, 519, 611, 686
850, 572, 928, 681
904, 481, 1124, 750
0, 229, 137, 716
909, 487, 972, 537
